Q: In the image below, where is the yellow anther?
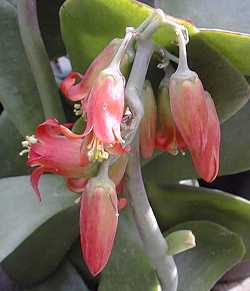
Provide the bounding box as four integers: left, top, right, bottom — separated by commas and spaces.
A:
87, 136, 109, 162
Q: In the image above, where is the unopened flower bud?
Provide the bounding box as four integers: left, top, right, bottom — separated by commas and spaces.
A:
139, 80, 157, 159
169, 70, 208, 154
191, 92, 220, 182
80, 175, 118, 276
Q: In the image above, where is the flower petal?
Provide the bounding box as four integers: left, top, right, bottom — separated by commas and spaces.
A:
30, 166, 47, 201
60, 72, 87, 101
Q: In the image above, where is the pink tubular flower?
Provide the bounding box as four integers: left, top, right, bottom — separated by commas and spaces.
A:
156, 74, 186, 155
59, 32, 136, 161
139, 80, 157, 159
80, 175, 118, 276
60, 39, 122, 103
169, 29, 209, 155
82, 66, 126, 161
60, 38, 134, 109
25, 118, 93, 200
191, 92, 220, 182
169, 71, 208, 154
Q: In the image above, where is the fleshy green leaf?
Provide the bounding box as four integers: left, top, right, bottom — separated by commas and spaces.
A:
168, 221, 246, 291
18, 0, 65, 121
0, 0, 44, 136
157, 0, 250, 75
98, 209, 160, 291
23, 261, 89, 291
157, 0, 250, 34
99, 208, 245, 291
0, 111, 29, 178
199, 30, 250, 76
188, 34, 250, 122
60, 0, 197, 72
37, 0, 66, 59
0, 175, 79, 285
147, 183, 250, 259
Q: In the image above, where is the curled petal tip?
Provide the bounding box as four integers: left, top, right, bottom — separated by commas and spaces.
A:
30, 166, 46, 201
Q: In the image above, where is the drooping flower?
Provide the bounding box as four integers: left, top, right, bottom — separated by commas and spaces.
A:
169, 70, 208, 155
23, 118, 95, 200
156, 70, 186, 155
191, 92, 220, 182
60, 30, 136, 162
60, 38, 134, 108
80, 174, 118, 276
139, 80, 157, 159
83, 66, 126, 161
158, 29, 220, 182
169, 29, 208, 155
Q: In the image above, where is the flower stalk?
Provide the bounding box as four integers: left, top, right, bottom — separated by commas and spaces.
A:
125, 39, 178, 291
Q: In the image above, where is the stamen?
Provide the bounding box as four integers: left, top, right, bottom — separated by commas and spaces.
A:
87, 136, 109, 162
19, 149, 29, 156
19, 135, 37, 156
73, 103, 83, 116
74, 103, 81, 109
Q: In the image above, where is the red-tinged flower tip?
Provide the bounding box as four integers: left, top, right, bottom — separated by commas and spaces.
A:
83, 67, 126, 162
80, 175, 118, 276
191, 92, 220, 182
22, 118, 93, 200
139, 80, 157, 159
60, 38, 134, 105
156, 72, 186, 155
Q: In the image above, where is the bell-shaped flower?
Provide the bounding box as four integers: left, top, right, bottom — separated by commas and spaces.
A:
23, 118, 94, 200
80, 173, 118, 276
139, 80, 157, 159
169, 30, 208, 155
156, 72, 186, 155
60, 30, 136, 162
169, 71, 208, 154
191, 92, 220, 182
60, 38, 134, 106
81, 65, 126, 161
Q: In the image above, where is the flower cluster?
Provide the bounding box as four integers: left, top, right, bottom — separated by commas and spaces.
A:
21, 34, 133, 276
21, 12, 221, 277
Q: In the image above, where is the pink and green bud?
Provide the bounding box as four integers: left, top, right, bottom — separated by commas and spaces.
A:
80, 175, 118, 276
139, 80, 157, 159
191, 92, 220, 182
169, 71, 208, 155
156, 72, 186, 155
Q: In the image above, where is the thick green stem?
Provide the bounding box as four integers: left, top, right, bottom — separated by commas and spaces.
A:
18, 0, 65, 121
